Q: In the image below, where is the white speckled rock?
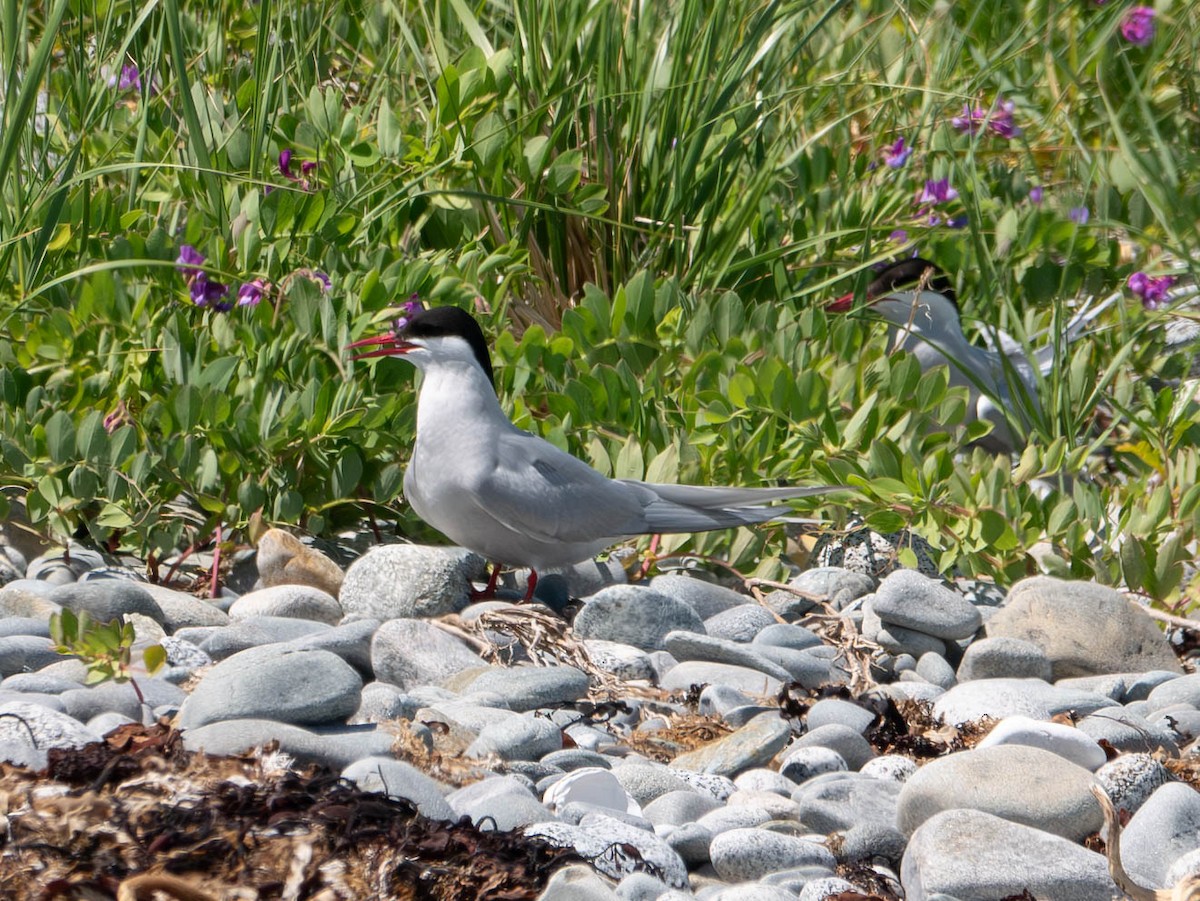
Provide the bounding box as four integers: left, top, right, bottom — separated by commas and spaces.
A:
340, 544, 483, 619
708, 828, 836, 881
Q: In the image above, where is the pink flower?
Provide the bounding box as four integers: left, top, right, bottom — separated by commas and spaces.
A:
1129, 271, 1176, 309
1120, 6, 1156, 46
951, 98, 1021, 139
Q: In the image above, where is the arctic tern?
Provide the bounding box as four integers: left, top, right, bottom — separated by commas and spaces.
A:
829, 258, 1117, 455
349, 305, 842, 600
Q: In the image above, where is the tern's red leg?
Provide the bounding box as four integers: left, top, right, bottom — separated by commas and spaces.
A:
471, 563, 503, 600
523, 570, 539, 603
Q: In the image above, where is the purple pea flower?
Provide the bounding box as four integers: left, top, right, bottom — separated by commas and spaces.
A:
176, 245, 206, 277
888, 229, 909, 243
396, 294, 424, 330
279, 149, 294, 178
951, 98, 1021, 139
884, 137, 912, 169
1068, 206, 1090, 225
237, 278, 270, 307
1028, 186, 1044, 205
917, 178, 959, 206
947, 214, 969, 229
278, 149, 316, 190
1120, 6, 1156, 46
191, 276, 231, 311
312, 271, 332, 292
117, 64, 141, 92
1129, 271, 1176, 309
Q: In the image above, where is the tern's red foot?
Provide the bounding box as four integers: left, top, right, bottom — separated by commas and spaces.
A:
470, 564, 503, 600
522, 570, 539, 603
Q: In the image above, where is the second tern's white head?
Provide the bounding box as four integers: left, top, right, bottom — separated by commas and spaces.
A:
350, 304, 843, 599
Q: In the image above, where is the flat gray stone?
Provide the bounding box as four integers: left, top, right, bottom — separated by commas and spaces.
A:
527, 813, 688, 888
659, 661, 782, 697
752, 623, 823, 652
0, 698, 99, 750
792, 771, 901, 833
932, 678, 1117, 725
778, 746, 848, 784
448, 774, 553, 830
872, 570, 981, 640
612, 764, 697, 806
182, 719, 395, 769
285, 618, 377, 674
468, 713, 563, 761
915, 653, 957, 690
0, 672, 81, 694
897, 744, 1102, 841
786, 723, 875, 771
459, 665, 589, 712
341, 756, 454, 820
0, 635, 60, 676
649, 574, 746, 619
1096, 753, 1172, 815
862, 602, 946, 657
957, 636, 1053, 682
900, 808, 1118, 900
573, 586, 705, 651
49, 581, 164, 624
0, 618, 51, 639
641, 789, 722, 827
140, 584, 230, 631
663, 631, 792, 682
1144, 672, 1200, 714
805, 698, 875, 735
196, 616, 330, 660
178, 645, 362, 729
370, 618, 486, 691
734, 768, 799, 796
583, 640, 654, 682
349, 681, 422, 725
987, 576, 1181, 679
789, 566, 875, 605
340, 544, 483, 619
752, 646, 835, 688
228, 584, 343, 624
708, 828, 836, 881
1077, 707, 1179, 756
671, 711, 792, 777
60, 679, 184, 722
703, 605, 777, 642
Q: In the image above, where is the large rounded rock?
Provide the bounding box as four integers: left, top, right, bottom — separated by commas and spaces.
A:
986, 576, 1181, 678
670, 712, 792, 777
256, 528, 345, 598
178, 645, 362, 729
649, 574, 745, 619
50, 581, 164, 624
341, 756, 453, 821
370, 618, 486, 691
708, 828, 836, 881
932, 677, 1116, 725
340, 544, 483, 619
227, 584, 343, 625
896, 744, 1102, 841
1119, 782, 1200, 888
572, 586, 705, 651
901, 809, 1118, 900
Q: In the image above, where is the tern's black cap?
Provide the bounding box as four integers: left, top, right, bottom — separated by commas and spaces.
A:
399, 306, 495, 387
868, 258, 958, 310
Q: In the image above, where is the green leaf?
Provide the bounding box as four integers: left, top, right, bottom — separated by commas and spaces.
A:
546, 148, 584, 194
45, 410, 75, 464
1119, 536, 1149, 593
143, 644, 167, 675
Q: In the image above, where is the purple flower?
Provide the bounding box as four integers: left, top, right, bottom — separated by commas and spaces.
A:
396, 294, 424, 330
176, 245, 205, 277
312, 271, 332, 292
951, 98, 1021, 139
117, 64, 141, 92
301, 160, 317, 176
277, 149, 316, 190
1129, 271, 1176, 309
237, 278, 270, 307
884, 137, 912, 169
279, 149, 294, 178
1068, 206, 1090, 225
1120, 6, 1156, 46
888, 229, 909, 243
191, 276, 231, 310
1028, 186, 1044, 205
947, 214, 969, 229
917, 178, 959, 206
103, 400, 129, 434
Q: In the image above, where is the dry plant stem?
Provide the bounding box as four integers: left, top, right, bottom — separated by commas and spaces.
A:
208, 522, 222, 600
116, 874, 219, 901
1142, 605, 1200, 632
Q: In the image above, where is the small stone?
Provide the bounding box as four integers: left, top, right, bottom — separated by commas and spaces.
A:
810, 527, 939, 579
227, 584, 343, 625
196, 616, 330, 659
975, 714, 1107, 770
60, 679, 184, 723
660, 661, 782, 697
987, 576, 1182, 678
859, 754, 918, 783
778, 747, 847, 784
49, 581, 164, 624
349, 681, 421, 725
665, 821, 714, 866
467, 713, 563, 761
0, 583, 60, 619
872, 569, 981, 640
341, 756, 453, 820
669, 769, 736, 802
663, 631, 792, 681
798, 877, 860, 901
0, 699, 99, 750
915, 653, 957, 690
734, 768, 797, 796
703, 605, 777, 642
256, 528, 345, 598
897, 744, 1102, 841
649, 574, 746, 619
139, 584, 230, 631
932, 677, 1117, 725
1095, 754, 1172, 816
805, 698, 876, 736
177, 645, 362, 730
641, 789, 722, 827
448, 774, 554, 831
1076, 707, 1178, 756
612, 764, 697, 806
792, 771, 902, 833
458, 665, 589, 712
340, 544, 483, 620
0, 635, 61, 677
671, 712, 792, 778
1112, 782, 1200, 889
957, 636, 1053, 681
786, 724, 875, 771
527, 813, 688, 888
708, 828, 836, 882
535, 864, 620, 901
1144, 672, 1200, 714
370, 618, 486, 691
834, 823, 907, 865
900, 809, 1117, 900
572, 586, 705, 651
752, 623, 823, 652
583, 640, 654, 682
182, 720, 395, 769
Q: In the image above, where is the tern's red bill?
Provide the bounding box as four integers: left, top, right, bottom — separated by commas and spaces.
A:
346, 333, 416, 361
826, 292, 856, 313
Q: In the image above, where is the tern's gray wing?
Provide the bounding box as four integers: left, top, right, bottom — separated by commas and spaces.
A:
624, 481, 840, 533
468, 428, 650, 545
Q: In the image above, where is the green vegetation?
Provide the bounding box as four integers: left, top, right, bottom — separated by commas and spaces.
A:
49, 608, 166, 700
1, 0, 1197, 605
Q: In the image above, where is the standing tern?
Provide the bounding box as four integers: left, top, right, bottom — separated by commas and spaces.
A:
828, 258, 1117, 455
349, 305, 842, 600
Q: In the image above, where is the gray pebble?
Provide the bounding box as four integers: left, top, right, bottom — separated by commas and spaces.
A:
468, 713, 563, 761
340, 544, 482, 619
787, 724, 875, 771
872, 569, 981, 641
650, 574, 746, 619
573, 586, 705, 651
708, 828, 836, 881
183, 719, 394, 769
458, 665, 589, 712
49, 581, 164, 624
703, 605, 777, 642
806, 698, 876, 736
195, 615, 330, 660
1095, 753, 1172, 816
370, 618, 485, 691
957, 636, 1052, 682
341, 756, 454, 820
